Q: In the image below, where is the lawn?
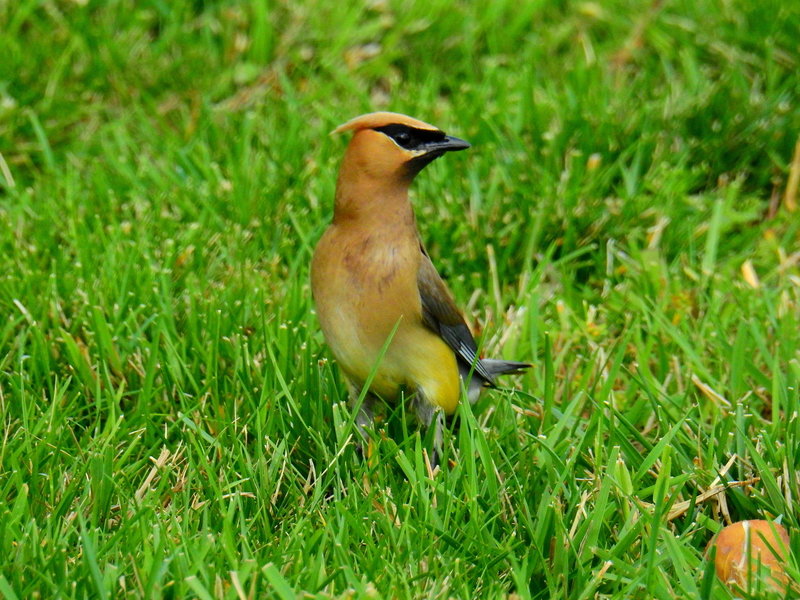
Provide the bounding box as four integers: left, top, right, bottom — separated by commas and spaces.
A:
1, 0, 799, 598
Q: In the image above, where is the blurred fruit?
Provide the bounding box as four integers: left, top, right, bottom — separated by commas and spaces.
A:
710, 520, 790, 591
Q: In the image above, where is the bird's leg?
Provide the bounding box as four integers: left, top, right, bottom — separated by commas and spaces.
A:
414, 396, 444, 471
431, 410, 445, 470
354, 395, 376, 441
346, 380, 378, 457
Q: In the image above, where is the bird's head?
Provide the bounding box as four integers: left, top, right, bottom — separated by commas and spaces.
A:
333, 112, 470, 182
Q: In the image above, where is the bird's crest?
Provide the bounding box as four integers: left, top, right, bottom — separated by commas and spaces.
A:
332, 112, 440, 135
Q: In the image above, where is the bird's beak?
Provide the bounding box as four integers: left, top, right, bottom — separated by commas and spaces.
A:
406, 134, 471, 173
426, 136, 471, 153
412, 136, 471, 163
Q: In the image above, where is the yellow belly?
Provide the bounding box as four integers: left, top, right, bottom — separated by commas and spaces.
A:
318, 304, 462, 414
396, 329, 461, 414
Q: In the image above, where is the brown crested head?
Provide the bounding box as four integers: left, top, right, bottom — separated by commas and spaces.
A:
334, 112, 470, 182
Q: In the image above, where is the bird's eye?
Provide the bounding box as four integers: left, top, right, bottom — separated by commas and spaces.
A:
395, 132, 411, 146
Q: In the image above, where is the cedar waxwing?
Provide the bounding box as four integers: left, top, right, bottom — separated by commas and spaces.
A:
311, 112, 529, 462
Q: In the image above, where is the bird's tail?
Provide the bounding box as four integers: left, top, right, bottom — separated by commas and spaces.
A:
480, 358, 532, 377
460, 358, 531, 403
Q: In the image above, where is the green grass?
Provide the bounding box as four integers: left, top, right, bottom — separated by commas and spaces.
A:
2, 0, 799, 598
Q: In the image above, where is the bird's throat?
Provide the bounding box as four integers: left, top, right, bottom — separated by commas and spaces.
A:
333, 180, 416, 229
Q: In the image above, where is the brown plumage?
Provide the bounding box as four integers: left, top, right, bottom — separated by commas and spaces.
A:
311, 112, 529, 461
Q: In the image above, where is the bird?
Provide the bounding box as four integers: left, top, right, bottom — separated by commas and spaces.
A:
311, 111, 530, 464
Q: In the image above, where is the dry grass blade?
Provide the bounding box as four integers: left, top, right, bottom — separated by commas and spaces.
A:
667, 477, 760, 521
784, 137, 800, 212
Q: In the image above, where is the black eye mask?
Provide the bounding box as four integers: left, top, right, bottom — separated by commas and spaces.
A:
372, 123, 470, 176
373, 124, 447, 150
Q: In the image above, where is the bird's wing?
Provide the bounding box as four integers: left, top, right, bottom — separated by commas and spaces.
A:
417, 245, 496, 385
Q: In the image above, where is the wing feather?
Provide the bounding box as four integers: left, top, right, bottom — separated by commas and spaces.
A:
417, 246, 496, 385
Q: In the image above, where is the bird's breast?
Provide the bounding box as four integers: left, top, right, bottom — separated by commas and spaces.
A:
311, 223, 422, 391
